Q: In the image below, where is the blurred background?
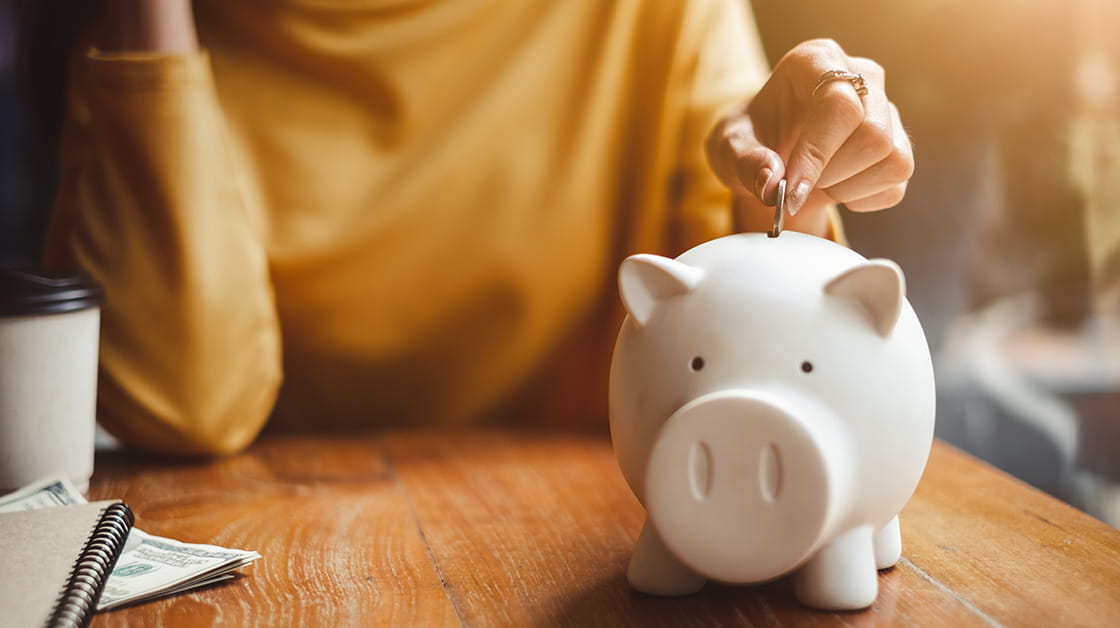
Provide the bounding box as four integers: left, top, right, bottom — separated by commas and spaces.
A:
753, 0, 1120, 526
1, 1, 1117, 525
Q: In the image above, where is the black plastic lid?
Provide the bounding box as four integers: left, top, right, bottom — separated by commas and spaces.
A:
0, 268, 103, 316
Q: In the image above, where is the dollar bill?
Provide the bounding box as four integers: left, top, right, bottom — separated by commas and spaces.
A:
0, 475, 85, 511
0, 476, 261, 611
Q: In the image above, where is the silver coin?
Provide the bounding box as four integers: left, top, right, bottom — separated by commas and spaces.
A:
768, 178, 786, 238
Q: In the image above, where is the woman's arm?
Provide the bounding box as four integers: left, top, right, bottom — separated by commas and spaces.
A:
100, 0, 198, 54
43, 1, 282, 456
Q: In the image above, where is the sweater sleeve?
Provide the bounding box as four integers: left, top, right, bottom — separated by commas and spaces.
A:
43, 50, 281, 456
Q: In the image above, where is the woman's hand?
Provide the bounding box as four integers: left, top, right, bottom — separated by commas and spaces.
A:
706, 39, 914, 234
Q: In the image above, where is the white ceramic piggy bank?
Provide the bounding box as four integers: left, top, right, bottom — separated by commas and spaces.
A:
609, 231, 935, 610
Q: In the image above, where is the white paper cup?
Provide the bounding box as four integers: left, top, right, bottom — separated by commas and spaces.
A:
0, 269, 101, 494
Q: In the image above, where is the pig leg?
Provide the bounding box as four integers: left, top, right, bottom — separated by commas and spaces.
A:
793, 525, 877, 610
627, 517, 706, 596
873, 515, 902, 569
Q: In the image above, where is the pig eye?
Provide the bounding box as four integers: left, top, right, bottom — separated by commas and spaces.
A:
690, 356, 705, 372
801, 361, 814, 374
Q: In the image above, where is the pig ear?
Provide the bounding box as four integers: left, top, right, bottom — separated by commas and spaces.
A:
824, 259, 906, 338
619, 254, 703, 327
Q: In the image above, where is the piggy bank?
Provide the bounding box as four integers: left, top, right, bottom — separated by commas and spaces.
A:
609, 231, 935, 610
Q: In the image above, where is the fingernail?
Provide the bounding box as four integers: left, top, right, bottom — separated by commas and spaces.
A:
754, 168, 773, 200
788, 180, 811, 216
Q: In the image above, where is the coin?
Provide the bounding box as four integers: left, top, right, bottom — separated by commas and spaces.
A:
768, 178, 786, 238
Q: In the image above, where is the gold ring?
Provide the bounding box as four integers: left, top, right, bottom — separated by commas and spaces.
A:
812, 70, 869, 98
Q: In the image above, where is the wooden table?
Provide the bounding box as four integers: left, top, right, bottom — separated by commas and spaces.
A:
88, 431, 1120, 627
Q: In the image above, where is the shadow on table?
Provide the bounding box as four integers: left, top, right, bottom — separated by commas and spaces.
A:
549, 571, 893, 627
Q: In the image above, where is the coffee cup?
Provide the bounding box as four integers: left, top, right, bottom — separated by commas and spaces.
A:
0, 269, 102, 494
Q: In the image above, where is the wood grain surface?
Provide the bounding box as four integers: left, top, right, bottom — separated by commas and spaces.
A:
87, 432, 1120, 627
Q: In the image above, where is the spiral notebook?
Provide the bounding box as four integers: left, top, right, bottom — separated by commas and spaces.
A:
0, 500, 134, 628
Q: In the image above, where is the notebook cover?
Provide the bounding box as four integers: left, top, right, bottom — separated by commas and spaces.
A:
0, 500, 133, 628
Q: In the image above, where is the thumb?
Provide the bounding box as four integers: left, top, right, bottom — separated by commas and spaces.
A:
705, 114, 785, 205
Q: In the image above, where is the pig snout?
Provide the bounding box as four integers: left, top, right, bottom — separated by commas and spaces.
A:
643, 390, 844, 584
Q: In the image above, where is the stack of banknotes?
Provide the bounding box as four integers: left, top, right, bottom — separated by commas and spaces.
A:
0, 476, 261, 611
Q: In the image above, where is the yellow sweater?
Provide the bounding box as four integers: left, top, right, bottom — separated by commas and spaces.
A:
45, 0, 771, 455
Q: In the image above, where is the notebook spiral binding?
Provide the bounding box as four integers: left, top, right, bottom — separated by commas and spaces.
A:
45, 502, 135, 628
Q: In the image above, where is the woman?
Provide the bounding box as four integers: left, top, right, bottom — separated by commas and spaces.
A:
33, 0, 912, 455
